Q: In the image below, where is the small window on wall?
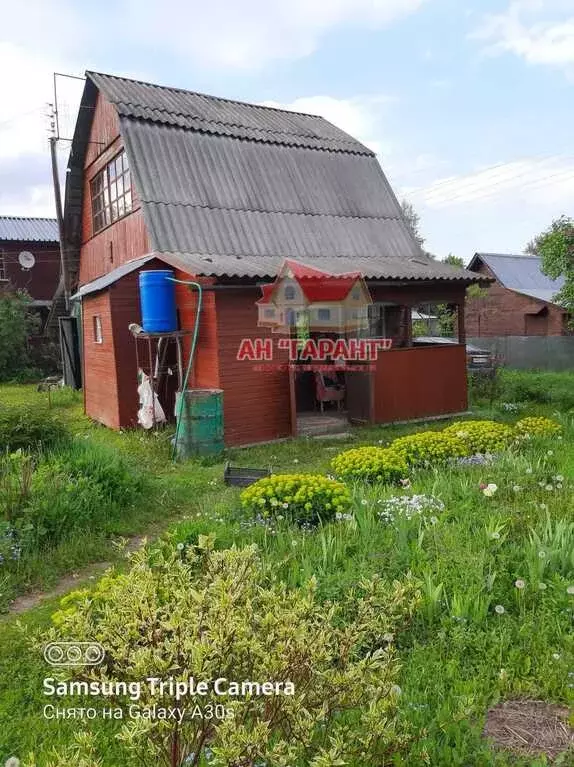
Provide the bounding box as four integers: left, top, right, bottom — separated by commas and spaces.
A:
284, 285, 296, 300
93, 315, 103, 344
317, 308, 331, 321
90, 150, 133, 234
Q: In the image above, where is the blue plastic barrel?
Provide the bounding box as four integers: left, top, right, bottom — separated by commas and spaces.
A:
139, 270, 177, 333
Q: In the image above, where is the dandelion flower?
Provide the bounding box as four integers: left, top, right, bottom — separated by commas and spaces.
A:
539, 503, 548, 511
429, 516, 438, 525
5, 760, 20, 767
383, 632, 394, 643
538, 582, 547, 591
483, 483, 498, 497
555, 475, 564, 483
545, 484, 553, 492
176, 542, 185, 551
361, 499, 368, 506
539, 551, 546, 559
390, 684, 402, 696
494, 604, 505, 615
552, 653, 561, 660
514, 579, 526, 590
512, 485, 522, 492
490, 531, 501, 540
526, 468, 533, 474
547, 450, 554, 456
293, 458, 299, 464
567, 585, 574, 596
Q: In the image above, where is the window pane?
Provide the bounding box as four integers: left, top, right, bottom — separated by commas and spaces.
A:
109, 180, 118, 202
123, 169, 131, 192
124, 189, 132, 213
103, 185, 110, 209
111, 201, 118, 221
117, 196, 125, 217
91, 172, 103, 194
108, 160, 116, 180
122, 151, 129, 172
94, 212, 104, 232
116, 175, 124, 197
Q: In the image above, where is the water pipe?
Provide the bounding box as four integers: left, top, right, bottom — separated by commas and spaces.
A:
167, 277, 203, 460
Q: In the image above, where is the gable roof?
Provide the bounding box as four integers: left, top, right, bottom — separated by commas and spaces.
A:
258, 259, 365, 304
0, 216, 59, 243
67, 71, 477, 285
470, 253, 564, 305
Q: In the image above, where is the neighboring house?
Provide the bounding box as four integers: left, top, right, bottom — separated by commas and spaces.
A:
0, 216, 60, 328
466, 253, 570, 337
66, 71, 479, 445
257, 259, 372, 334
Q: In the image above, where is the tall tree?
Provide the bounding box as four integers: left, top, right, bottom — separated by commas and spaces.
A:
401, 199, 425, 248
443, 253, 464, 268
526, 216, 574, 324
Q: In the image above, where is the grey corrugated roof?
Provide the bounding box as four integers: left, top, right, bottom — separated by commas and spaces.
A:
76, 72, 477, 284
471, 253, 564, 304
71, 255, 155, 299
0, 216, 59, 242
87, 71, 371, 155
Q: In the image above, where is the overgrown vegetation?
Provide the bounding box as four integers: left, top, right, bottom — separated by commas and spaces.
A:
1, 375, 574, 765
0, 291, 43, 382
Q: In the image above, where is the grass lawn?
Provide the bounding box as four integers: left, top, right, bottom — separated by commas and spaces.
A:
0, 376, 573, 765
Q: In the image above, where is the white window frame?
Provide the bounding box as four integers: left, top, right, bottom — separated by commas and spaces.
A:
93, 315, 103, 344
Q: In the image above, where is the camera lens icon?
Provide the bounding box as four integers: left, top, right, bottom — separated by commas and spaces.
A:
44, 642, 105, 667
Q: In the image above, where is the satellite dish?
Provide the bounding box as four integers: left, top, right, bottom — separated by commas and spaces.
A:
18, 251, 36, 270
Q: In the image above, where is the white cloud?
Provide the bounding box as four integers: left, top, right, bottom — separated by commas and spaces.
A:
121, 0, 429, 70
261, 94, 393, 156
475, 1, 574, 69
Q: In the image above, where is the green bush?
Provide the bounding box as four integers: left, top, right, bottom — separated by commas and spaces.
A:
331, 445, 408, 483
442, 420, 515, 455
497, 369, 574, 411
515, 416, 562, 438
240, 473, 351, 526
0, 442, 146, 548
0, 290, 40, 382
391, 430, 467, 467
36, 543, 419, 767
0, 404, 70, 452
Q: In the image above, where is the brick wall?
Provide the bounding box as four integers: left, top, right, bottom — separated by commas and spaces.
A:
466, 261, 568, 337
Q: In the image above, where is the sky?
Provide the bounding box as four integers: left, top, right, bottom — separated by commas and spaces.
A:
0, 0, 573, 263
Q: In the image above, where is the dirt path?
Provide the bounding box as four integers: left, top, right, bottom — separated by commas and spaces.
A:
6, 535, 147, 616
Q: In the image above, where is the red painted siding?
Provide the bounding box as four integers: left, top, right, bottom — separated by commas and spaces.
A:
79, 92, 150, 286
0, 240, 59, 300
175, 272, 220, 389
82, 291, 120, 429
466, 261, 569, 336
373, 345, 468, 422
215, 288, 292, 446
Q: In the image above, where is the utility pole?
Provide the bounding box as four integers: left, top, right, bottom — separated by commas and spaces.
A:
49, 102, 70, 313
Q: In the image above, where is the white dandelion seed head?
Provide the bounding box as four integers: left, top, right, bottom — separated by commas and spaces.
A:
176, 542, 185, 551
538, 582, 547, 591
567, 585, 574, 596
552, 653, 561, 660
494, 604, 505, 615
539, 551, 547, 559
490, 532, 501, 540
514, 579, 526, 590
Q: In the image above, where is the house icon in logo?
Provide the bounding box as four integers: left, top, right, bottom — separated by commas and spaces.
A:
257, 259, 372, 334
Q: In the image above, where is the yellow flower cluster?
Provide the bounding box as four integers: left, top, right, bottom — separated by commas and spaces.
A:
240, 473, 351, 525
331, 446, 408, 483
515, 416, 562, 438
443, 420, 514, 455
392, 430, 467, 467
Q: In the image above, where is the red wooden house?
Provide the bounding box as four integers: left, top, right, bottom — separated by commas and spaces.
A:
0, 216, 60, 329
66, 71, 478, 446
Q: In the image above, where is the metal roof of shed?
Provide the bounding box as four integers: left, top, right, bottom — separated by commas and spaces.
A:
0, 216, 59, 242
470, 253, 564, 305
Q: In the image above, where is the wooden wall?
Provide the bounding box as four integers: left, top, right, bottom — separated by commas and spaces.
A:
79, 92, 150, 285
372, 345, 468, 423
82, 290, 120, 428
215, 288, 292, 446
0, 240, 59, 300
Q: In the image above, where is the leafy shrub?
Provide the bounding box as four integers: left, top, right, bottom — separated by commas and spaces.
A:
0, 404, 70, 452
37, 543, 420, 767
498, 370, 574, 411
515, 416, 562, 438
1, 442, 146, 547
0, 290, 40, 382
331, 446, 408, 483
240, 473, 350, 526
391, 430, 467, 468
443, 420, 514, 455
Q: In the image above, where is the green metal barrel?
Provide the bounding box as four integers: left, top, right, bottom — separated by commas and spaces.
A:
174, 389, 224, 458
